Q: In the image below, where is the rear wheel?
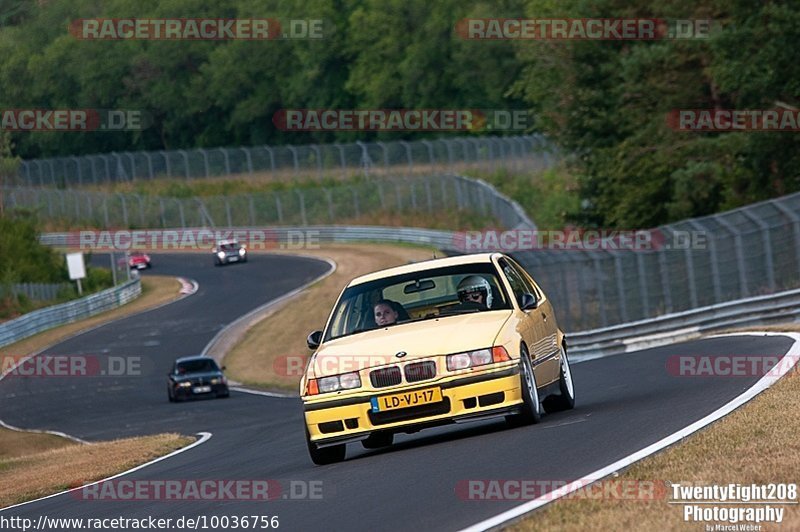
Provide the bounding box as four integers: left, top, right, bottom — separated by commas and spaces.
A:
361, 431, 393, 449
543, 344, 575, 413
506, 344, 541, 426
306, 429, 346, 465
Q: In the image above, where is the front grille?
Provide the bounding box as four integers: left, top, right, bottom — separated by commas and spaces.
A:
370, 366, 401, 388
368, 398, 451, 426
404, 361, 436, 383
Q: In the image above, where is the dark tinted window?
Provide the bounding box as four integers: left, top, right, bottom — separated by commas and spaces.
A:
176, 359, 219, 374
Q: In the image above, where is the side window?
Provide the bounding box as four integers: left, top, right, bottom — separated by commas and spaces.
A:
500, 259, 527, 302
508, 259, 541, 300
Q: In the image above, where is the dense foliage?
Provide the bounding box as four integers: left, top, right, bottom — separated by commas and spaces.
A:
1, 0, 797, 227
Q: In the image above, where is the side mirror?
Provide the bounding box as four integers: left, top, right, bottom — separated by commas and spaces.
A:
519, 293, 538, 310
221, 365, 226, 371
307, 330, 323, 350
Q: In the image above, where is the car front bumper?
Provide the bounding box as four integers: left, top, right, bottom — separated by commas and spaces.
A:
173, 383, 229, 399
303, 365, 522, 445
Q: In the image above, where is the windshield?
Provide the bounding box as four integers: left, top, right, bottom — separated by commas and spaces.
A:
324, 262, 510, 341
220, 243, 240, 251
175, 359, 220, 374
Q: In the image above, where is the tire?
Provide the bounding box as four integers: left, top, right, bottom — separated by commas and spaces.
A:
167, 385, 175, 402
217, 388, 230, 399
306, 428, 346, 465
506, 344, 541, 426
543, 344, 576, 413
361, 431, 393, 449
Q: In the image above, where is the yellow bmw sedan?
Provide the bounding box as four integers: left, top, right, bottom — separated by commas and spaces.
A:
301, 252, 575, 465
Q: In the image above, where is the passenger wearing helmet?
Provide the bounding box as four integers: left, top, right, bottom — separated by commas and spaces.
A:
456, 275, 493, 310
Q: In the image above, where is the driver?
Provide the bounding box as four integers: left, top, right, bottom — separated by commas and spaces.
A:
456, 275, 493, 309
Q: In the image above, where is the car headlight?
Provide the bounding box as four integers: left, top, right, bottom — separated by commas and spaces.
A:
177, 382, 192, 388
446, 347, 510, 371
238, 248, 246, 256
217, 251, 225, 259
210, 378, 220, 385
308, 371, 362, 395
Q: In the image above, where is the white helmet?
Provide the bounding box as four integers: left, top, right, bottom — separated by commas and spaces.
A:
457, 275, 493, 308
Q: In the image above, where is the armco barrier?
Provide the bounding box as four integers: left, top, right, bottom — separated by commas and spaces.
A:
0, 279, 141, 349
568, 287, 800, 361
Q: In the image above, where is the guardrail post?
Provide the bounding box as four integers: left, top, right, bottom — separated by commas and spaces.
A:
689, 219, 721, 303
178, 150, 190, 179
326, 189, 334, 221
636, 252, 650, 317
310, 145, 323, 179
126, 152, 136, 181
144, 152, 154, 179
592, 253, 608, 328
219, 148, 231, 176
71, 156, 82, 186
657, 245, 673, 314
200, 149, 210, 178
296, 190, 307, 225
716, 217, 749, 298
287, 145, 299, 177
773, 198, 800, 279
242, 147, 254, 175
334, 143, 346, 179
264, 146, 276, 173
611, 250, 629, 323
119, 194, 129, 227
275, 195, 283, 223
741, 208, 776, 293
161, 151, 171, 178
178, 199, 186, 228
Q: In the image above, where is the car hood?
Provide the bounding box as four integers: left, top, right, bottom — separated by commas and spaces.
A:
312, 310, 512, 377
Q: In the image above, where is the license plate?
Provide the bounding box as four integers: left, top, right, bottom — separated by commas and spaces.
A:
136, 263, 146, 269
228, 256, 239, 262
371, 387, 443, 412
193, 386, 212, 393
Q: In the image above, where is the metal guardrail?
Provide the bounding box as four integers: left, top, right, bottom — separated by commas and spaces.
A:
567, 287, 800, 361
0, 279, 141, 349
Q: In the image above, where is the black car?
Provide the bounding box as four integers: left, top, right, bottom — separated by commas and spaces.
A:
213, 239, 247, 266
167, 356, 230, 401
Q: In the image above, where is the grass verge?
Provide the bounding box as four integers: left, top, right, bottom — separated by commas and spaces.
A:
511, 331, 800, 531
224, 243, 437, 392
0, 432, 194, 508
0, 274, 193, 508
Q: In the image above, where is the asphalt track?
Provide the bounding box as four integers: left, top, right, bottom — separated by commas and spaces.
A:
0, 252, 796, 531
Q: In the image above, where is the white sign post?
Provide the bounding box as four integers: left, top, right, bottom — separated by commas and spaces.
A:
66, 252, 87, 296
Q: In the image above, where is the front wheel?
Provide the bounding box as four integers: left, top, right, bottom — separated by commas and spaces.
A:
544, 344, 575, 413
306, 429, 346, 465
506, 344, 541, 426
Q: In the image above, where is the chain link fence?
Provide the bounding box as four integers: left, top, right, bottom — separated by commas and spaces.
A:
13, 135, 554, 187
513, 192, 800, 332
3, 175, 536, 230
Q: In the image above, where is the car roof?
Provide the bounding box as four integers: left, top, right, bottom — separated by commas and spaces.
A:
216, 239, 239, 246
174, 355, 216, 364
349, 252, 503, 286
